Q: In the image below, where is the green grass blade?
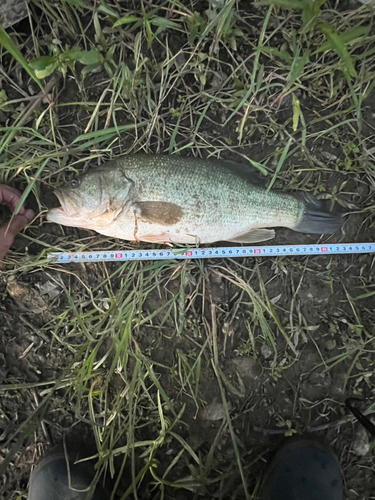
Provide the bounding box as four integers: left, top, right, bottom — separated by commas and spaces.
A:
0, 26, 42, 88
318, 23, 357, 77
316, 25, 371, 53
288, 50, 310, 87
224, 5, 273, 125
292, 94, 301, 131
267, 137, 292, 192
255, 0, 304, 8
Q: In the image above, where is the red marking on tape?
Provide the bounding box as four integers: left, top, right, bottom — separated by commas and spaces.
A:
321, 247, 328, 252
254, 249, 261, 254
186, 251, 193, 256
115, 253, 123, 258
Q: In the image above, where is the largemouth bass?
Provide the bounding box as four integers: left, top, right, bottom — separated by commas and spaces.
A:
47, 155, 342, 244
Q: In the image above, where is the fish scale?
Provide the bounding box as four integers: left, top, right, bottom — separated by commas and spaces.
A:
126, 156, 298, 228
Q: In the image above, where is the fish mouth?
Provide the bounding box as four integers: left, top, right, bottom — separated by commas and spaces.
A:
53, 188, 79, 216
46, 189, 81, 223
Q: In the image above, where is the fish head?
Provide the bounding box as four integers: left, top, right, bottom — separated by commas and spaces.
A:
47, 166, 134, 228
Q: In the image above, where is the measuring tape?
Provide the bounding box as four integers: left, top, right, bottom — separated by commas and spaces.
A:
48, 242, 375, 263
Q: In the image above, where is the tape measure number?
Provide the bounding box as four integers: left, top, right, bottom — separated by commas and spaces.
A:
48, 243, 375, 263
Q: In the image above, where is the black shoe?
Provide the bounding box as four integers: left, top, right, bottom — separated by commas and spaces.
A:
259, 440, 343, 500
28, 448, 108, 500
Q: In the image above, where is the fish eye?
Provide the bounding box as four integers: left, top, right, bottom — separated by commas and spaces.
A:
70, 178, 81, 189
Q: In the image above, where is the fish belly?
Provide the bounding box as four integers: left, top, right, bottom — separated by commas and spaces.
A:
97, 208, 290, 244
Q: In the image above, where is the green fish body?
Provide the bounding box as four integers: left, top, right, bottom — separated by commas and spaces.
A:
47, 155, 342, 244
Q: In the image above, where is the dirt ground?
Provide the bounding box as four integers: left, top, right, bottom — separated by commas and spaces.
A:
1, 1, 375, 499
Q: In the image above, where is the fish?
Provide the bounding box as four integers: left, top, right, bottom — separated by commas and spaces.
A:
46, 154, 343, 244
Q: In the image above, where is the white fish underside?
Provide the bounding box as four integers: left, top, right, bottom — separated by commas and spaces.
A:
80, 204, 297, 244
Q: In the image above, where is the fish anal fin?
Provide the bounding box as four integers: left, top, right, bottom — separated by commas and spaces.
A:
133, 201, 183, 226
139, 233, 170, 244
227, 228, 275, 244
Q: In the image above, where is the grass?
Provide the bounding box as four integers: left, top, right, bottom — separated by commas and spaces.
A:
1, 0, 375, 498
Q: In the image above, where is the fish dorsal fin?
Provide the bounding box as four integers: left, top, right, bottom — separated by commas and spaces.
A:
133, 201, 183, 226
216, 159, 267, 186
227, 228, 275, 244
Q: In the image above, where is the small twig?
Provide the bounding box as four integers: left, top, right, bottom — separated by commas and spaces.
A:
248, 415, 355, 436
31, 389, 53, 445
210, 303, 219, 366
0, 64, 28, 97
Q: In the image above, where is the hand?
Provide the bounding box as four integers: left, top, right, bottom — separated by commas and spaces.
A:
0, 184, 34, 261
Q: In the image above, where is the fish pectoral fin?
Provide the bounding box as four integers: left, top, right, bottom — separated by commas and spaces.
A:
132, 201, 183, 226
90, 211, 119, 228
227, 228, 275, 244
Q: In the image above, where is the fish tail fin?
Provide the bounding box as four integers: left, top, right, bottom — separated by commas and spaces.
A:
293, 195, 343, 234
